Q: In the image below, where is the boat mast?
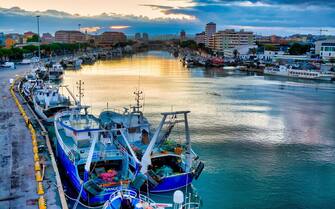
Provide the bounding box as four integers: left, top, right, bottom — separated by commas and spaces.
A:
76, 80, 84, 106
184, 112, 192, 172
132, 90, 143, 113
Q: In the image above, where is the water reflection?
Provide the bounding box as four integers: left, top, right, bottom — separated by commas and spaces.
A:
62, 51, 335, 209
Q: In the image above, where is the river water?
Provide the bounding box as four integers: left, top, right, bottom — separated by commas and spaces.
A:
62, 51, 335, 209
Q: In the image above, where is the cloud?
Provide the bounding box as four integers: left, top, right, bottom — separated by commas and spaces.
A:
109, 25, 130, 29
140, 4, 174, 10
139, 4, 196, 20
0, 7, 198, 35
161, 0, 335, 29
80, 26, 101, 33
0, 2, 334, 36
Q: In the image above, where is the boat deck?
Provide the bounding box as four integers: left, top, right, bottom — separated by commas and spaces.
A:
57, 117, 124, 164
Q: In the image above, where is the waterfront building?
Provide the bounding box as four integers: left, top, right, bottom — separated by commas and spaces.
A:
55, 30, 85, 43
315, 39, 335, 60
195, 32, 205, 45
97, 31, 126, 47
7, 33, 22, 44
180, 30, 186, 42
223, 45, 258, 59
205, 22, 216, 47
5, 38, 16, 48
210, 29, 255, 54
41, 33, 54, 43
257, 50, 285, 61
0, 32, 5, 46
135, 33, 141, 41
208, 35, 215, 50
142, 33, 149, 43
286, 34, 308, 43
23, 31, 36, 43
256, 35, 272, 45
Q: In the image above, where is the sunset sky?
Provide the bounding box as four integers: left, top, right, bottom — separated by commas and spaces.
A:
1, 0, 335, 35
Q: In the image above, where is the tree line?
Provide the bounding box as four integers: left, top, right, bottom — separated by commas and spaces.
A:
0, 43, 88, 61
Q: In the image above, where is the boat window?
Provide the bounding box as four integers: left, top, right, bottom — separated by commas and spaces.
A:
128, 127, 137, 133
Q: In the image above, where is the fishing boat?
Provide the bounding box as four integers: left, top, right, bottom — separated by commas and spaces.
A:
102, 188, 169, 209
80, 54, 96, 65
102, 188, 201, 209
54, 103, 140, 205
61, 57, 83, 69
32, 84, 71, 123
48, 63, 64, 81
99, 91, 204, 193
21, 72, 41, 98
18, 58, 32, 65
32, 62, 48, 79
0, 61, 15, 69
264, 65, 335, 81
210, 57, 224, 67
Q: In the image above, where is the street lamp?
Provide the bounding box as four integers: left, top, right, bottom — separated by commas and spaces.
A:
36, 15, 41, 60
78, 23, 81, 54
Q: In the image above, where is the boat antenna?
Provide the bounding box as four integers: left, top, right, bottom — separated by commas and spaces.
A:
132, 90, 143, 113
76, 80, 84, 105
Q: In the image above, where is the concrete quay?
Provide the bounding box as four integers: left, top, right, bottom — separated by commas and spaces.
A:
0, 66, 67, 209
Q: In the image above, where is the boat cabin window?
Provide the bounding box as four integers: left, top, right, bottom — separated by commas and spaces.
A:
128, 127, 137, 133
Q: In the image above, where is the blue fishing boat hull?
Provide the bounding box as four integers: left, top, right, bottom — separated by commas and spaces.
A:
55, 140, 118, 205
150, 173, 193, 193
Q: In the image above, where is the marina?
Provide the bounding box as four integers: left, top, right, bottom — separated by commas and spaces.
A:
56, 51, 335, 209
1, 1, 335, 208
1, 50, 335, 209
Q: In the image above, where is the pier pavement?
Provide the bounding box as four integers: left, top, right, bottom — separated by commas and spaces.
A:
0, 66, 64, 209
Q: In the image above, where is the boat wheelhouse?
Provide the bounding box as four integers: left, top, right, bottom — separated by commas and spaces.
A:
32, 62, 48, 79
21, 72, 44, 99
54, 106, 140, 205
33, 85, 70, 123
48, 63, 64, 81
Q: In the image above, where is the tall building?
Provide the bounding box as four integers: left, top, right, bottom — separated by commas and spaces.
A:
180, 30, 186, 42
41, 33, 54, 43
55, 30, 85, 43
135, 33, 141, 41
195, 32, 205, 45
0, 32, 5, 46
205, 22, 216, 47
142, 33, 149, 42
97, 32, 126, 47
211, 29, 255, 52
